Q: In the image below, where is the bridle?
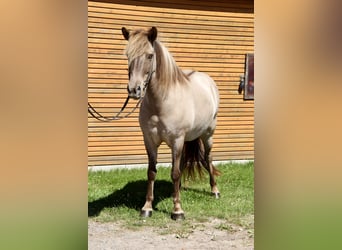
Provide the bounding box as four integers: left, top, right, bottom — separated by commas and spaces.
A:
88, 53, 155, 122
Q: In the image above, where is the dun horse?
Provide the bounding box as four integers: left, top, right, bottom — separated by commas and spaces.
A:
122, 27, 221, 220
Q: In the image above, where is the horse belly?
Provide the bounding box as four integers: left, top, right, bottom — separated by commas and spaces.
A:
167, 100, 215, 142
185, 75, 219, 141
184, 115, 216, 142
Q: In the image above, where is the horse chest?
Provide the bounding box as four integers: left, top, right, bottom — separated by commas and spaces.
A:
143, 113, 187, 145
147, 115, 160, 135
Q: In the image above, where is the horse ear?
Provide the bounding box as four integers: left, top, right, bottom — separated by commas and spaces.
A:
148, 26, 157, 44
122, 27, 130, 40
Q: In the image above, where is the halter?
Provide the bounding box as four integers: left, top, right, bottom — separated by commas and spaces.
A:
88, 52, 155, 122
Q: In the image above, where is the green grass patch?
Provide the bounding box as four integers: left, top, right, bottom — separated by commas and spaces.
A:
88, 162, 254, 232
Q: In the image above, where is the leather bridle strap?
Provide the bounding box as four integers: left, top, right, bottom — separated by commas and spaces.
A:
141, 68, 155, 98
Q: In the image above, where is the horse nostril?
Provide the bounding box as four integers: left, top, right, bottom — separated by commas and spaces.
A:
127, 85, 140, 96
127, 86, 137, 94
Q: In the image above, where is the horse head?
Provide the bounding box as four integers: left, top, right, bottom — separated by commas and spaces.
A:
122, 27, 157, 99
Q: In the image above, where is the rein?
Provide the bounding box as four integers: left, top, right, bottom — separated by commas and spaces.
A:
88, 96, 140, 122
88, 55, 155, 122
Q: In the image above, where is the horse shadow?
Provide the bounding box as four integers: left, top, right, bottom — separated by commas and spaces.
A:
182, 186, 213, 197
88, 180, 173, 217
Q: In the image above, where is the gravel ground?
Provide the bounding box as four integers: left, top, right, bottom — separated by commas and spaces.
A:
88, 218, 254, 250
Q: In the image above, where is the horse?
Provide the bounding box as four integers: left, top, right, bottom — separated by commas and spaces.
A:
121, 26, 221, 220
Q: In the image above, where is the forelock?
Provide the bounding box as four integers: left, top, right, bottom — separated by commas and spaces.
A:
124, 29, 153, 64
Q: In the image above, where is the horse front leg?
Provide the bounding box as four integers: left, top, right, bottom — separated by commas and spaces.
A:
141, 141, 158, 218
171, 137, 185, 220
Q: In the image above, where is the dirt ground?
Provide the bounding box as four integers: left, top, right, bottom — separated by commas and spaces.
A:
88, 217, 254, 250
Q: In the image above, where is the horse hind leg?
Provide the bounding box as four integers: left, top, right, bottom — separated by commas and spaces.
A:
202, 136, 221, 198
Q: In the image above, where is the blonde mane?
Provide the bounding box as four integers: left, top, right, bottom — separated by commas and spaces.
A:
154, 41, 189, 87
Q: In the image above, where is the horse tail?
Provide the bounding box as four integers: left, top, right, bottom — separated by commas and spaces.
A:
182, 138, 221, 181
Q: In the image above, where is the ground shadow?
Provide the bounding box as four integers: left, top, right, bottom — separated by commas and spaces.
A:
88, 180, 173, 217
182, 187, 213, 197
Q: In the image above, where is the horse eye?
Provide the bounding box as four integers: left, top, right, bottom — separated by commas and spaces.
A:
147, 54, 153, 60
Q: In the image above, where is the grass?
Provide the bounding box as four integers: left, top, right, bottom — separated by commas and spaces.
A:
88, 162, 254, 234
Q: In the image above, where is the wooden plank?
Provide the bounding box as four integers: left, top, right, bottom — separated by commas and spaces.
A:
87, 11, 254, 30
87, 92, 249, 100
88, 146, 254, 157
88, 120, 254, 128
88, 47, 253, 56
87, 66, 244, 74
87, 115, 254, 124
87, 6, 254, 21
88, 125, 254, 134
88, 28, 254, 42
88, 5, 254, 21
88, 57, 246, 65
88, 1, 254, 18
88, 48, 249, 59
88, 61, 244, 69
88, 138, 255, 149
88, 41, 253, 53
88, 150, 254, 163
87, 78, 246, 85
88, 137, 254, 147
87, 72, 248, 81
88, 93, 246, 100
88, 129, 254, 138
88, 21, 253, 38
86, 101, 254, 109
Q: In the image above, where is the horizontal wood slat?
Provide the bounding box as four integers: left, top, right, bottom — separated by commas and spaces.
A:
89, 0, 253, 18
88, 0, 254, 167
88, 4, 254, 20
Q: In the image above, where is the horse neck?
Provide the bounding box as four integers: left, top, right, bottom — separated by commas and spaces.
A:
150, 41, 188, 99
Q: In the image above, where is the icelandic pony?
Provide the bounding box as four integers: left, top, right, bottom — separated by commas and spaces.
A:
122, 27, 220, 220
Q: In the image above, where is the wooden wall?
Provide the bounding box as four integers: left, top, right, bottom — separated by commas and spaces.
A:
88, 0, 254, 167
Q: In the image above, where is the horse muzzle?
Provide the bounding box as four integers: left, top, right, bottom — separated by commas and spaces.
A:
127, 85, 141, 100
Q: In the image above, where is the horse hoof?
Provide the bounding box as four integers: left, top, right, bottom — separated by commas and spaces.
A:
140, 210, 152, 218
212, 192, 220, 199
171, 212, 185, 221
